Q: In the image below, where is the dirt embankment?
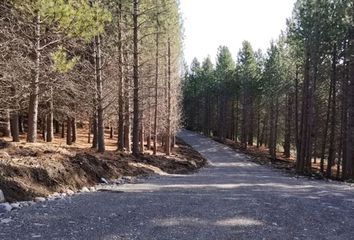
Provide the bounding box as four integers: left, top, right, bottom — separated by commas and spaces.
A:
0, 138, 206, 202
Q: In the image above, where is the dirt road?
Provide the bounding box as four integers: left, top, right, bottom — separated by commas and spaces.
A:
1, 130, 353, 239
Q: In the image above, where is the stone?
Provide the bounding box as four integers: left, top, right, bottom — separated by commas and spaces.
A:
34, 197, 46, 203
89, 187, 96, 192
100, 177, 109, 184
66, 190, 74, 195
10, 203, 20, 209
18, 201, 29, 207
51, 192, 61, 198
80, 187, 90, 193
0, 189, 5, 203
112, 178, 123, 184
0, 203, 12, 213
0, 218, 12, 224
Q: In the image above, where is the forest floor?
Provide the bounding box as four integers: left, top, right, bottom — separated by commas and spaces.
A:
216, 138, 340, 180
0, 128, 206, 202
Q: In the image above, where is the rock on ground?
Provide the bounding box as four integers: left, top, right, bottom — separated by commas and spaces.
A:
0, 203, 12, 213
0, 189, 4, 203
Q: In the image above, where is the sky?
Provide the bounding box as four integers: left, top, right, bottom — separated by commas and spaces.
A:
179, 0, 297, 65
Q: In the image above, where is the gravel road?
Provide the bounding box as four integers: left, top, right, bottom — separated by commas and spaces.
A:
1, 130, 354, 240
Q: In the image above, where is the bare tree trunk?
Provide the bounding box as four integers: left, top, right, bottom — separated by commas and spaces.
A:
140, 123, 144, 153
235, 96, 239, 142
342, 41, 349, 179
248, 101, 254, 146
117, 1, 124, 151
327, 45, 337, 178
295, 68, 300, 163
297, 52, 312, 174
66, 116, 72, 145
241, 87, 248, 149
256, 100, 261, 148
147, 87, 152, 150
61, 122, 65, 138
284, 94, 292, 158
346, 32, 354, 179
54, 119, 60, 134
269, 99, 276, 161
46, 89, 54, 142
19, 114, 24, 134
42, 115, 47, 141
320, 70, 332, 173
153, 26, 159, 155
92, 114, 98, 149
172, 135, 176, 148
71, 117, 76, 143
3, 109, 11, 138
27, 13, 41, 143
132, 0, 140, 156
165, 39, 172, 156
124, 84, 131, 152
88, 118, 91, 144
10, 110, 19, 142
95, 35, 105, 153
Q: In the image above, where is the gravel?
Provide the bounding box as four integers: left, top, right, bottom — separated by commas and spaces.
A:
0, 130, 354, 240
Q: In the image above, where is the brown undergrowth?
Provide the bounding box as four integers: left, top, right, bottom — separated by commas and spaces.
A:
0, 132, 206, 202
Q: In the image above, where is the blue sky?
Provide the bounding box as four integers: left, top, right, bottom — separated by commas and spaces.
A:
179, 0, 297, 65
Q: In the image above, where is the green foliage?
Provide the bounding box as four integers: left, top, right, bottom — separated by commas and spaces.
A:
51, 46, 80, 73
14, 0, 111, 42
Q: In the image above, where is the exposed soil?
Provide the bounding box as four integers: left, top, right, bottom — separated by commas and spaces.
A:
0, 133, 206, 202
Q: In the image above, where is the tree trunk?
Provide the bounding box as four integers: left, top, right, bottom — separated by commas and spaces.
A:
54, 120, 60, 134
320, 67, 333, 173
140, 124, 144, 153
10, 110, 19, 142
61, 122, 65, 138
234, 96, 239, 142
92, 114, 98, 149
71, 117, 76, 143
327, 45, 337, 178
95, 35, 105, 153
248, 101, 254, 146
117, 1, 124, 151
165, 39, 172, 156
255, 106, 260, 148
153, 26, 160, 155
66, 116, 72, 145
295, 68, 300, 163
269, 99, 276, 161
147, 87, 152, 150
284, 94, 292, 158
346, 31, 354, 179
132, 0, 140, 156
42, 115, 47, 141
241, 88, 248, 149
88, 118, 91, 144
46, 90, 54, 142
18, 114, 23, 134
27, 13, 41, 143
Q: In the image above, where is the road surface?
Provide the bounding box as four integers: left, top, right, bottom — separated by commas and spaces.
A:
1, 130, 354, 240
